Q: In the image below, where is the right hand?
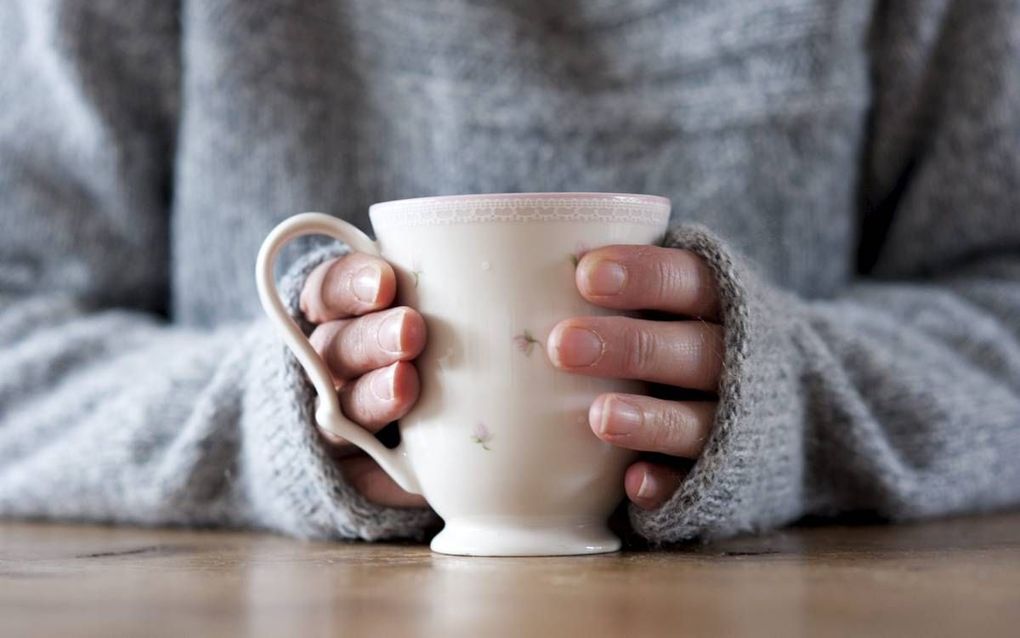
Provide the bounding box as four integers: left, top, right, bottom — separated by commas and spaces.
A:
300, 252, 429, 509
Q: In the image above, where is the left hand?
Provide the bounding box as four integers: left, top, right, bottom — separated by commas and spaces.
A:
547, 244, 723, 510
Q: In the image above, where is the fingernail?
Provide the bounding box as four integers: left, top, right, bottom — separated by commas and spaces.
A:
352, 265, 381, 303
637, 469, 657, 500
370, 365, 395, 401
378, 311, 405, 353
553, 326, 604, 367
585, 260, 627, 296
601, 396, 643, 435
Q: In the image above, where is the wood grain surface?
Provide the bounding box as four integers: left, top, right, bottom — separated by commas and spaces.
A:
2, 513, 1019, 637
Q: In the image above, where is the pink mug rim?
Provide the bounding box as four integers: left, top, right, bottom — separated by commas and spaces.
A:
369, 192, 670, 214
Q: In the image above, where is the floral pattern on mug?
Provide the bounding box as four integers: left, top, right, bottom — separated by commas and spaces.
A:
409, 258, 422, 288
513, 330, 542, 356
472, 422, 493, 451
570, 241, 590, 267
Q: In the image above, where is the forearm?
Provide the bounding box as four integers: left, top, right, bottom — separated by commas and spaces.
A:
631, 227, 1020, 543
0, 248, 439, 541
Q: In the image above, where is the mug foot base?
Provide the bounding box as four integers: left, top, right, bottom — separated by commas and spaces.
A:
430, 518, 621, 557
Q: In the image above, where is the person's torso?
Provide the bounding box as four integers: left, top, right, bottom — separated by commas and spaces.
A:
171, 0, 873, 326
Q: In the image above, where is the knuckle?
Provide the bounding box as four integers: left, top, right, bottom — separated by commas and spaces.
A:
660, 253, 698, 303
324, 256, 352, 294
312, 320, 365, 379
354, 382, 388, 425
324, 254, 348, 278
339, 318, 371, 370
653, 257, 681, 301
309, 323, 337, 360
623, 325, 658, 374
658, 404, 693, 451
694, 325, 725, 385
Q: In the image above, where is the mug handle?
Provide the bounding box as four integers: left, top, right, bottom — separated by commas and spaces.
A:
255, 212, 422, 495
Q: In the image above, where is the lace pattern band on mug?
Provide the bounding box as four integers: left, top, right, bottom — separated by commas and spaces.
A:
370, 197, 670, 229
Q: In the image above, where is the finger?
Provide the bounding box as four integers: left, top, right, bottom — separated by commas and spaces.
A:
576, 245, 720, 321
339, 455, 429, 508
319, 362, 419, 451
625, 461, 686, 510
336, 361, 420, 431
547, 316, 724, 392
310, 306, 426, 381
589, 393, 715, 458
300, 253, 397, 323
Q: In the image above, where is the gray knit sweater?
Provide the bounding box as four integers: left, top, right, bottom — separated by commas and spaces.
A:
1, 0, 1018, 543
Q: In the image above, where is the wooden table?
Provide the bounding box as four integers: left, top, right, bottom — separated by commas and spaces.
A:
2, 513, 1019, 637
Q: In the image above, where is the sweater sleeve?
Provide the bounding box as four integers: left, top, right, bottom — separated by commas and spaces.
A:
632, 0, 1020, 542
0, 0, 438, 540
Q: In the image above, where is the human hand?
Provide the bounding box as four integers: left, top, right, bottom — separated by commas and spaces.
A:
300, 253, 429, 508
547, 245, 723, 510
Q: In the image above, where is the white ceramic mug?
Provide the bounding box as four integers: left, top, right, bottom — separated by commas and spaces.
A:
256, 193, 670, 556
